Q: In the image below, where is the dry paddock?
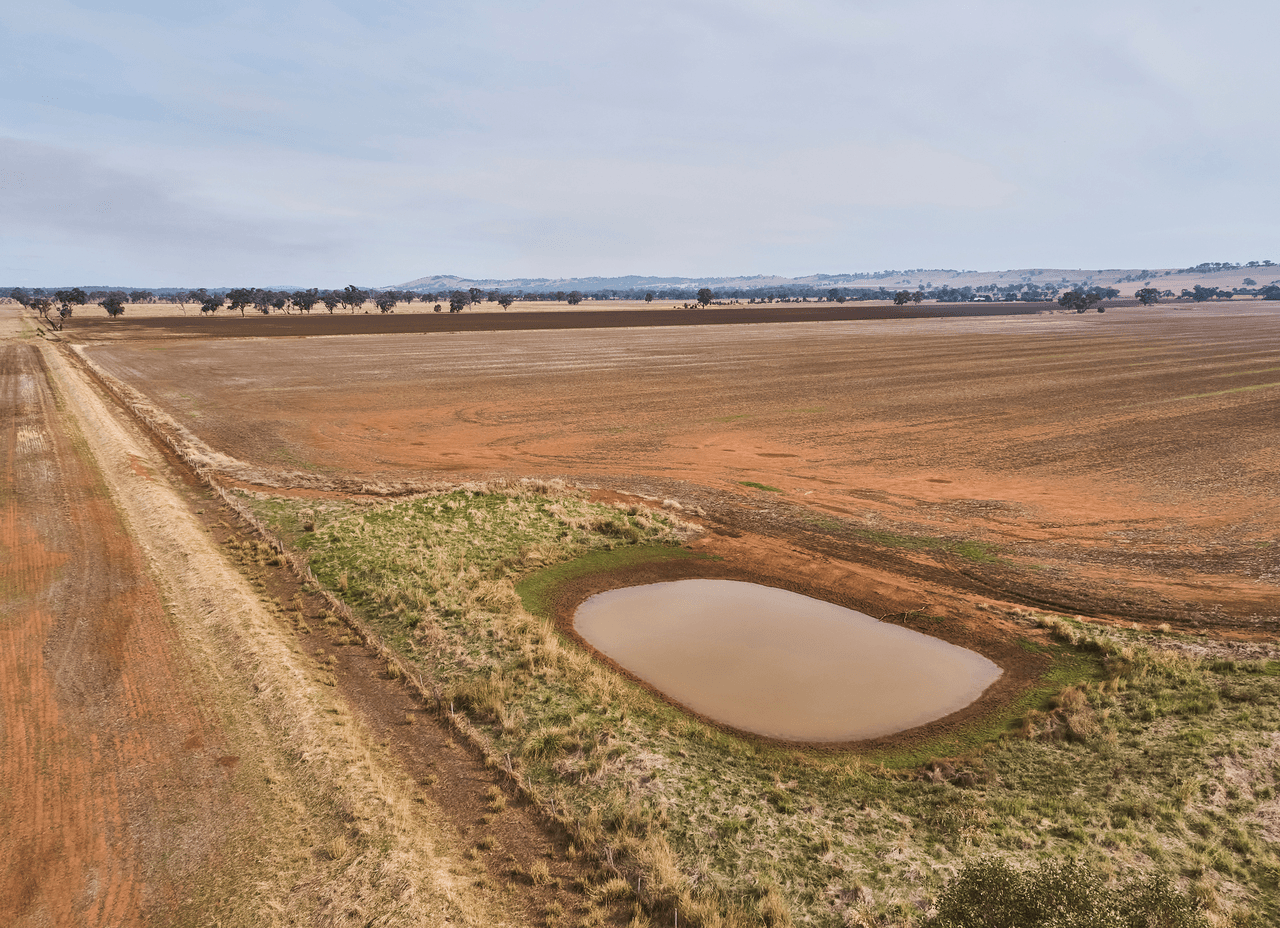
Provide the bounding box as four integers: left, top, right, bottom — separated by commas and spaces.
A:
75, 302, 1280, 629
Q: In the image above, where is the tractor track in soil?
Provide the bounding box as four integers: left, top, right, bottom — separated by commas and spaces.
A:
0, 338, 244, 926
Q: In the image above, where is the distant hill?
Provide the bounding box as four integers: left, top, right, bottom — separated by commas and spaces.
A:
393, 263, 1280, 298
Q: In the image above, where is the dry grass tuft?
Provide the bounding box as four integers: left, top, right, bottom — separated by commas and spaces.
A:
326, 834, 349, 860
528, 858, 552, 886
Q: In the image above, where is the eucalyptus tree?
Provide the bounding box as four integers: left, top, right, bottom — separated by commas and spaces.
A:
340, 284, 367, 312
53, 287, 88, 329
293, 288, 321, 313
100, 292, 127, 317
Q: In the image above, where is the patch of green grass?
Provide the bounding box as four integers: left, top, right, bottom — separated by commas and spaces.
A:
799, 512, 1007, 565
800, 512, 842, 531
867, 643, 1103, 770
855, 527, 1005, 564
1174, 380, 1280, 400
738, 481, 783, 493
515, 544, 702, 618
242, 486, 1280, 928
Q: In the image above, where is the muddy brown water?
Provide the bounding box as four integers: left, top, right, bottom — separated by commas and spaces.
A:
574, 580, 1001, 741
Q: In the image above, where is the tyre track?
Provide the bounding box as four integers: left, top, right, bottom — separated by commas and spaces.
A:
0, 341, 154, 926
16, 312, 517, 927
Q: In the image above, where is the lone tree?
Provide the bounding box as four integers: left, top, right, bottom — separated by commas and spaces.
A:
566, 290, 584, 305
448, 291, 468, 313
51, 287, 88, 330
100, 292, 127, 317
497, 293, 515, 310
374, 291, 398, 313
321, 291, 341, 313
1136, 286, 1160, 305
1059, 289, 1102, 312
645, 292, 654, 303
31, 296, 55, 326
199, 293, 224, 314
697, 288, 713, 306
181, 289, 207, 313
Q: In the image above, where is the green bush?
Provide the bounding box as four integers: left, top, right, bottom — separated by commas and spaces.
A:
925, 858, 1209, 928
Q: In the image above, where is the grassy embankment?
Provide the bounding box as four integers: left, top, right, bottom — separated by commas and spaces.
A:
246, 482, 1279, 927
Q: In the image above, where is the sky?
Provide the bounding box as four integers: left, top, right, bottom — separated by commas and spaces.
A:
2, 0, 1278, 287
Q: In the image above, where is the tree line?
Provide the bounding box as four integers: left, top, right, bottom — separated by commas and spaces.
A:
6, 276, 1280, 329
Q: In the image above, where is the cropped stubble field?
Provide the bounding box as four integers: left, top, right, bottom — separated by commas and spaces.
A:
77, 305, 1280, 925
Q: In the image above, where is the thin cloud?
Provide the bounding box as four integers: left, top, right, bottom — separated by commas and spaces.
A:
1, 1, 1277, 282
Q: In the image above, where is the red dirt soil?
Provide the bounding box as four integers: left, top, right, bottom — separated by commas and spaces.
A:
0, 344, 250, 926
80, 304, 1280, 633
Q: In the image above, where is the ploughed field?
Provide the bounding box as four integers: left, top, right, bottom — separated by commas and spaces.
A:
82, 303, 1280, 630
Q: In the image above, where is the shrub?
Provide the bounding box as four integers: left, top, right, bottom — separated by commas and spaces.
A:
924, 858, 1209, 928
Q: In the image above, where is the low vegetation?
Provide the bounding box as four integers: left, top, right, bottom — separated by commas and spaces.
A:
246, 481, 1280, 927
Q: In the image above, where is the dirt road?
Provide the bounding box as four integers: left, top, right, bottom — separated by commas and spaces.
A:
1, 309, 521, 926
0, 328, 238, 924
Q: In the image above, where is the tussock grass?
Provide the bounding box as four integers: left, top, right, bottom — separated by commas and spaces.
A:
246, 487, 1280, 927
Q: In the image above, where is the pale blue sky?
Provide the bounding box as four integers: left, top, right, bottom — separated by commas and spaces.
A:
2, 1, 1277, 286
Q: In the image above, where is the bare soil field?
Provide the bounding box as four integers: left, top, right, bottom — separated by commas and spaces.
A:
77, 303, 1280, 633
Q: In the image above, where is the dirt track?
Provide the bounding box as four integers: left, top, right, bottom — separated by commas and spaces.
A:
79, 303, 1280, 631
0, 338, 245, 925
3, 309, 571, 926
